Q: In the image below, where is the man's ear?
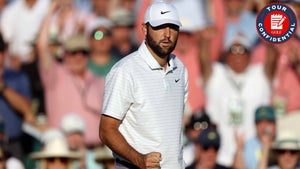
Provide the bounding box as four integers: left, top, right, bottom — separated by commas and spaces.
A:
142, 23, 147, 36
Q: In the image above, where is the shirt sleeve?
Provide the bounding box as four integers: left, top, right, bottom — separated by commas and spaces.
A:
17, 73, 32, 99
101, 65, 134, 120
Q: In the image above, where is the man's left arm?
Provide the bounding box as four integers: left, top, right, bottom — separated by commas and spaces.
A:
0, 76, 34, 124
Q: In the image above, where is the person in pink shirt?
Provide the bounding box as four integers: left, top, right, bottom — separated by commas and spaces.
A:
251, 37, 300, 115
37, 1, 104, 147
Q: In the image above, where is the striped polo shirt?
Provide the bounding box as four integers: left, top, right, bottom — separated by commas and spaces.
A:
102, 41, 188, 169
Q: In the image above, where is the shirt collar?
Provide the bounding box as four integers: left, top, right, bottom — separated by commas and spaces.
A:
138, 41, 177, 71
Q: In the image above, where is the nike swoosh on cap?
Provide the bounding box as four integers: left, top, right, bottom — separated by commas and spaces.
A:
161, 11, 170, 14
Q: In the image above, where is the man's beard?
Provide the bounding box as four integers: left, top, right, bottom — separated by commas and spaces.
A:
146, 32, 177, 59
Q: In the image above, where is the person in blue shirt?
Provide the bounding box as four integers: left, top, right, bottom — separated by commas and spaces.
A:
0, 32, 32, 161
233, 105, 276, 169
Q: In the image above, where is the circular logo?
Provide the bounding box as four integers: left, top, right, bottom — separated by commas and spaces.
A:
256, 3, 297, 43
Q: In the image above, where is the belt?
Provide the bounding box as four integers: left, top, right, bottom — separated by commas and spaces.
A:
115, 158, 140, 169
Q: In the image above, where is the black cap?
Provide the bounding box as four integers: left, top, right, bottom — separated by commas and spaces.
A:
186, 111, 211, 131
196, 128, 220, 150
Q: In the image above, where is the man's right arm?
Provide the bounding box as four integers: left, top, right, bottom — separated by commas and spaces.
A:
37, 1, 59, 71
37, 1, 62, 88
196, 26, 216, 85
99, 115, 161, 169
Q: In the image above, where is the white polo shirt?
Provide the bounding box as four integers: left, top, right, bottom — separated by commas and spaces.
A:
102, 42, 188, 169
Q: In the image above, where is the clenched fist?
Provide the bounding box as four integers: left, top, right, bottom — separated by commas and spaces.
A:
141, 152, 162, 169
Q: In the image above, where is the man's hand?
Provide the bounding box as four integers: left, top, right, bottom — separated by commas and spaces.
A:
100, 115, 162, 169
139, 152, 162, 169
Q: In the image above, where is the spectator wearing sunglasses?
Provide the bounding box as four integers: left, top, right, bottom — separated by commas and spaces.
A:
198, 30, 278, 168
30, 137, 81, 169
258, 131, 300, 169
186, 127, 222, 169
37, 1, 105, 148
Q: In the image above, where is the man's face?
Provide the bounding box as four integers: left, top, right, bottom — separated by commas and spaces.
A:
195, 144, 218, 168
90, 27, 113, 53
46, 157, 69, 169
64, 49, 89, 75
276, 149, 299, 169
225, 44, 250, 73
144, 23, 179, 59
256, 120, 276, 141
65, 132, 84, 151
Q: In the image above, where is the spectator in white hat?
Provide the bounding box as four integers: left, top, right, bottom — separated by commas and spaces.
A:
61, 113, 102, 169
30, 137, 80, 169
258, 131, 300, 169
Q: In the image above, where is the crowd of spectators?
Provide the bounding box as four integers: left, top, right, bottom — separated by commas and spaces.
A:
0, 0, 300, 168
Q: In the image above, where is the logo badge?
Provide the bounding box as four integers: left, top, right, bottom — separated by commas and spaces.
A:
161, 11, 170, 15
175, 79, 180, 83
256, 3, 297, 43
